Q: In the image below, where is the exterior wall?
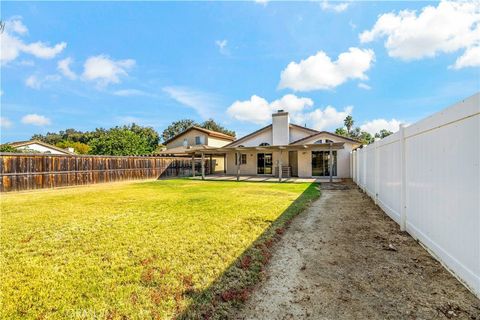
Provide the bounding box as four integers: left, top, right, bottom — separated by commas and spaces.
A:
207, 136, 232, 148
352, 93, 480, 298
166, 129, 207, 149
211, 155, 225, 173
233, 129, 273, 147
289, 126, 315, 143
165, 129, 231, 149
272, 113, 289, 145
16, 143, 67, 155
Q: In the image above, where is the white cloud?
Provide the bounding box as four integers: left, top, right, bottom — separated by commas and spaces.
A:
57, 57, 77, 80
163, 86, 220, 119
254, 0, 269, 6
358, 83, 372, 90
113, 89, 150, 97
451, 46, 480, 69
360, 118, 403, 135
279, 48, 375, 91
0, 17, 66, 65
359, 1, 480, 65
227, 94, 351, 130
21, 114, 51, 126
21, 41, 67, 59
25, 75, 41, 89
25, 74, 60, 89
215, 39, 229, 55
321, 0, 350, 13
82, 55, 135, 86
6, 18, 28, 35
1, 117, 13, 129
302, 105, 353, 131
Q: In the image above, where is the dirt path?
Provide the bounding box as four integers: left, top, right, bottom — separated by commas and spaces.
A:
239, 181, 480, 320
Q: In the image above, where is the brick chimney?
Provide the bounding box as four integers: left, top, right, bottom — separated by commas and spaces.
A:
272, 110, 289, 145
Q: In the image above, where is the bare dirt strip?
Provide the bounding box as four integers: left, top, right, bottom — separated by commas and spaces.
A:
239, 181, 480, 320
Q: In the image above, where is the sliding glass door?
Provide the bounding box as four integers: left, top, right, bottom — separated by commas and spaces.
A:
312, 151, 337, 176
257, 153, 273, 174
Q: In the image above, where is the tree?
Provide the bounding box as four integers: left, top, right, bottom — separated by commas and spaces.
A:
200, 119, 235, 137
375, 129, 393, 139
0, 144, 18, 153
162, 119, 197, 142
89, 127, 153, 156
56, 141, 91, 154
359, 131, 374, 145
334, 127, 348, 137
344, 115, 354, 135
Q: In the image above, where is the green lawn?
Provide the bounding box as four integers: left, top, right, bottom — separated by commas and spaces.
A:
0, 179, 318, 319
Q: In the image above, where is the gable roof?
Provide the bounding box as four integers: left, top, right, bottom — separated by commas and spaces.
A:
224, 123, 319, 148
8, 140, 75, 154
163, 126, 235, 145
290, 131, 362, 145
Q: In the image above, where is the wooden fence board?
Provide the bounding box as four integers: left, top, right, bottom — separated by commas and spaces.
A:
0, 154, 209, 192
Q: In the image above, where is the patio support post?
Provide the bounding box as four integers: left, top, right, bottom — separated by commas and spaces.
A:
223, 153, 226, 174
329, 142, 333, 183
374, 138, 380, 205
201, 153, 205, 180
191, 155, 195, 177
400, 124, 407, 231
278, 150, 283, 182
236, 152, 240, 181
210, 154, 213, 175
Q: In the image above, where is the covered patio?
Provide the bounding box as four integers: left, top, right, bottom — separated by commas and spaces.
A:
188, 142, 345, 182
190, 174, 343, 183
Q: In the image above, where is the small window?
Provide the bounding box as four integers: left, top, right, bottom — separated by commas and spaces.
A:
183, 138, 188, 147
314, 139, 323, 144
235, 154, 247, 165
259, 142, 270, 146
238, 145, 245, 147
195, 136, 201, 145
325, 139, 333, 143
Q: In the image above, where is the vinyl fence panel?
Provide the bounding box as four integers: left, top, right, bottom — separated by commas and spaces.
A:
351, 93, 480, 297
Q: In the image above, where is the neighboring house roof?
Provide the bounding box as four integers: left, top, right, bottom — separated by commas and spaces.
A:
7, 140, 75, 155
156, 145, 217, 155
224, 123, 319, 148
289, 131, 362, 145
163, 126, 236, 145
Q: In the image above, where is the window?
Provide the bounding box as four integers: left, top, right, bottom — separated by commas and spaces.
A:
314, 139, 323, 144
325, 139, 333, 143
183, 138, 188, 147
195, 136, 205, 145
235, 153, 247, 165
259, 142, 270, 146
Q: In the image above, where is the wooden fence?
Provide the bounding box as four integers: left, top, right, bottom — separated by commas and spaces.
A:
0, 154, 210, 192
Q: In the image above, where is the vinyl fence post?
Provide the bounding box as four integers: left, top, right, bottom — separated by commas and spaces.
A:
374, 138, 380, 205
362, 146, 367, 192
400, 124, 407, 231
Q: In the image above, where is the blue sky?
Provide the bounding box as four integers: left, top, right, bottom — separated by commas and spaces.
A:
1, 1, 479, 142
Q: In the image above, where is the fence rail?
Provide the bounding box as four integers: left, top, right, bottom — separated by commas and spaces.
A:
0, 154, 209, 192
351, 93, 480, 298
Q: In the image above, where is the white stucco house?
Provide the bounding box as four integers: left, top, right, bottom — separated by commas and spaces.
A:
189, 110, 362, 179
6, 140, 75, 155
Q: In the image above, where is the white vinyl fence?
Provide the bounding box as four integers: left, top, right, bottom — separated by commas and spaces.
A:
352, 93, 480, 297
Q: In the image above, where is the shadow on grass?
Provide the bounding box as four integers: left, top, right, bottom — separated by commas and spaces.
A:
176, 182, 320, 320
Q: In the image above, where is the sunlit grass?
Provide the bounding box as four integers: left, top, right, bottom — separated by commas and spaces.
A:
0, 179, 318, 319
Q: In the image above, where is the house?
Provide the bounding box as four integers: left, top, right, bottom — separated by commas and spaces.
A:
159, 126, 236, 173
191, 110, 362, 179
6, 140, 75, 155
